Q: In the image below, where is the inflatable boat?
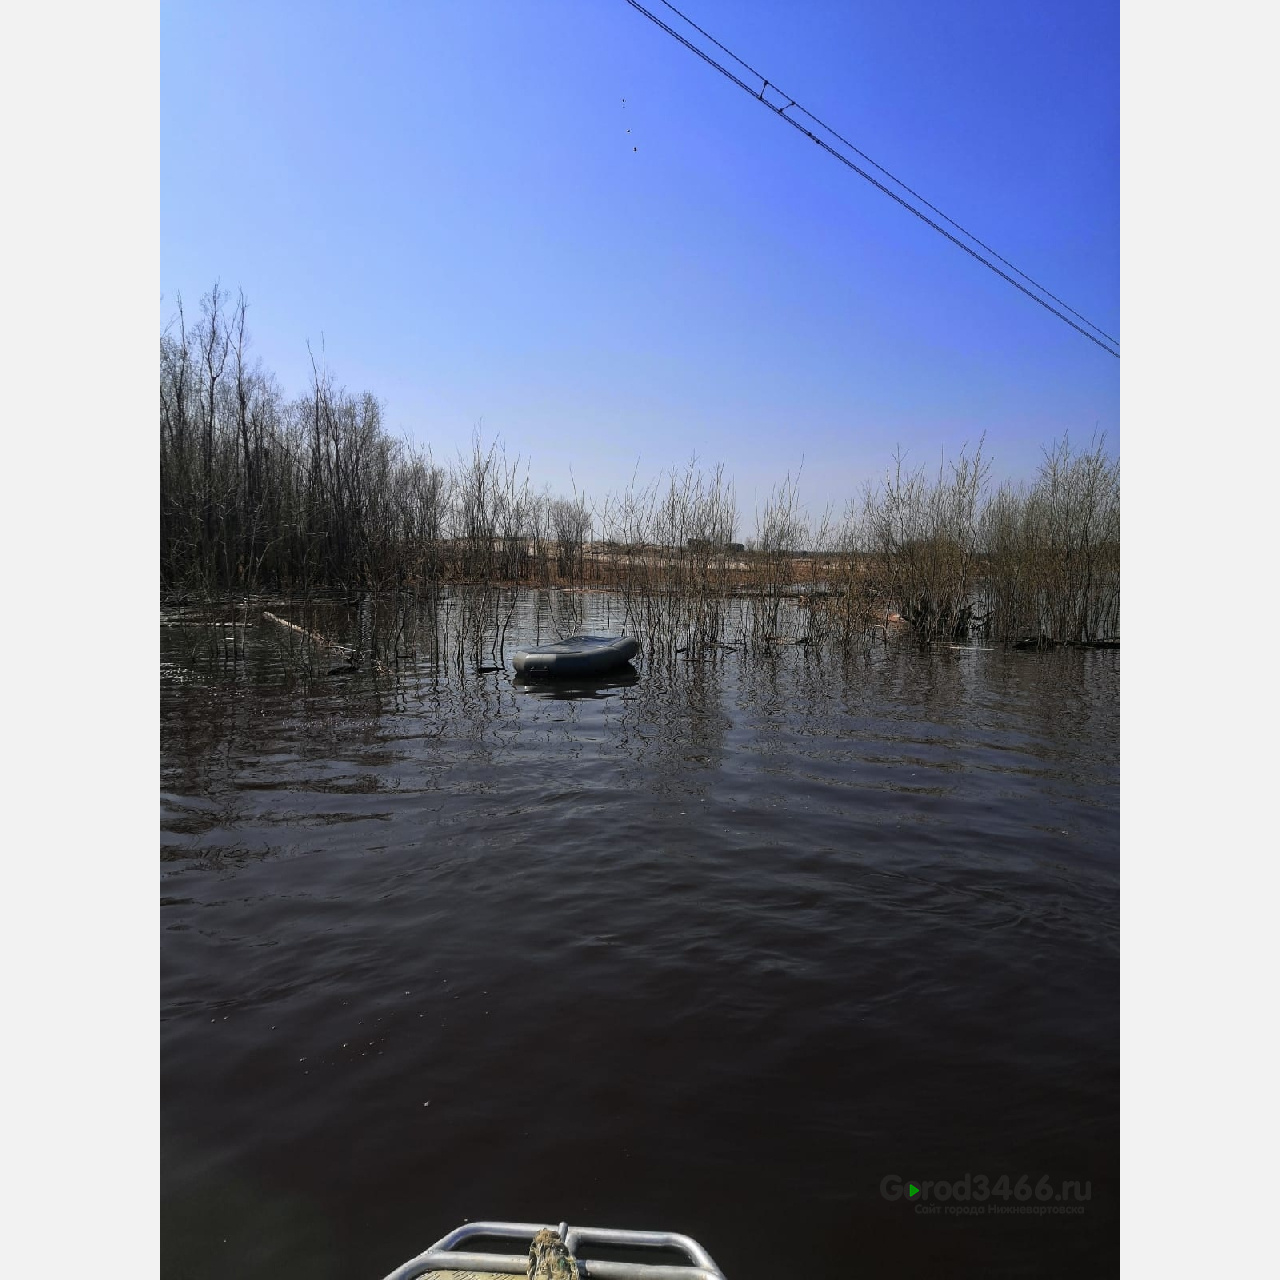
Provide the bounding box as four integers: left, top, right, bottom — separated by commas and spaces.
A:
511, 634, 639, 676
380, 1219, 725, 1279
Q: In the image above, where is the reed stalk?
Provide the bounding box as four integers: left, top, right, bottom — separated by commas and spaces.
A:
163, 289, 1118, 656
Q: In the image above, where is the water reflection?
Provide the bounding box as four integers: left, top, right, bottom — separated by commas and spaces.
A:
513, 668, 640, 700
161, 592, 1119, 1280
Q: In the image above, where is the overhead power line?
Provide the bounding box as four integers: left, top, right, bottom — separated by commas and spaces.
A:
653, 0, 1118, 349
623, 0, 1119, 359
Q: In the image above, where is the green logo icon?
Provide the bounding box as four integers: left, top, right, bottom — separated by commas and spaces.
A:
908, 1184, 920, 1198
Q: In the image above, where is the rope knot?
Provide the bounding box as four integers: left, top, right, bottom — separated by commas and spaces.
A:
528, 1227, 579, 1280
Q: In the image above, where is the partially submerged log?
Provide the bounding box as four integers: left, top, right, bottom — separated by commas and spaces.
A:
1013, 637, 1120, 651
262, 610, 390, 673
262, 611, 354, 655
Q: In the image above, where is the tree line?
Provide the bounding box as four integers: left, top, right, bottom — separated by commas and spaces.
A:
161, 287, 1118, 647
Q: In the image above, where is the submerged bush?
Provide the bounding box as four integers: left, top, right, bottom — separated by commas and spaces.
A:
161, 288, 1118, 649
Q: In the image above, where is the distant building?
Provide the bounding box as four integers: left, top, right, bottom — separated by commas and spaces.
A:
687, 539, 746, 554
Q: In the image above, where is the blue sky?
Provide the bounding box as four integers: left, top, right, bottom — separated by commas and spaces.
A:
161, 0, 1118, 519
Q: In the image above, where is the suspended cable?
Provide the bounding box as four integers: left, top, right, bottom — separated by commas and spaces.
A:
623, 0, 1119, 358
656, 0, 1118, 347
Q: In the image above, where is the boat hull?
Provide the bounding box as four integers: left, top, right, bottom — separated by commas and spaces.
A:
511, 634, 639, 676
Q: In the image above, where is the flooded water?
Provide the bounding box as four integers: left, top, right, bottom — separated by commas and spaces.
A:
161, 595, 1119, 1279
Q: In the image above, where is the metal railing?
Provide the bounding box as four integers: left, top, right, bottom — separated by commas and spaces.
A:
380, 1220, 725, 1280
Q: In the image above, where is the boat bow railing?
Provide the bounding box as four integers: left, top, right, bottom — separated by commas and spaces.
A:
380, 1219, 725, 1280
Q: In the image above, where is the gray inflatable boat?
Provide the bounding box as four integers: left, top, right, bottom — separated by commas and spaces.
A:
511, 633, 639, 676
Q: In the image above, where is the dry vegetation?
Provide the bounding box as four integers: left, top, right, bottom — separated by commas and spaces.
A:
162, 289, 1118, 658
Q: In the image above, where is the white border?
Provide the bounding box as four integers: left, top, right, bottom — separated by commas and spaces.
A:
5, 0, 158, 1274
1122, 2, 1277, 1276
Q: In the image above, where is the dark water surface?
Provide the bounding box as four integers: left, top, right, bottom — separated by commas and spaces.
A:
162, 600, 1118, 1278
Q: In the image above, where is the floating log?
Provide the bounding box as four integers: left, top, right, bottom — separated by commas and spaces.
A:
262, 610, 389, 673
262, 611, 354, 654
1013, 637, 1120, 651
